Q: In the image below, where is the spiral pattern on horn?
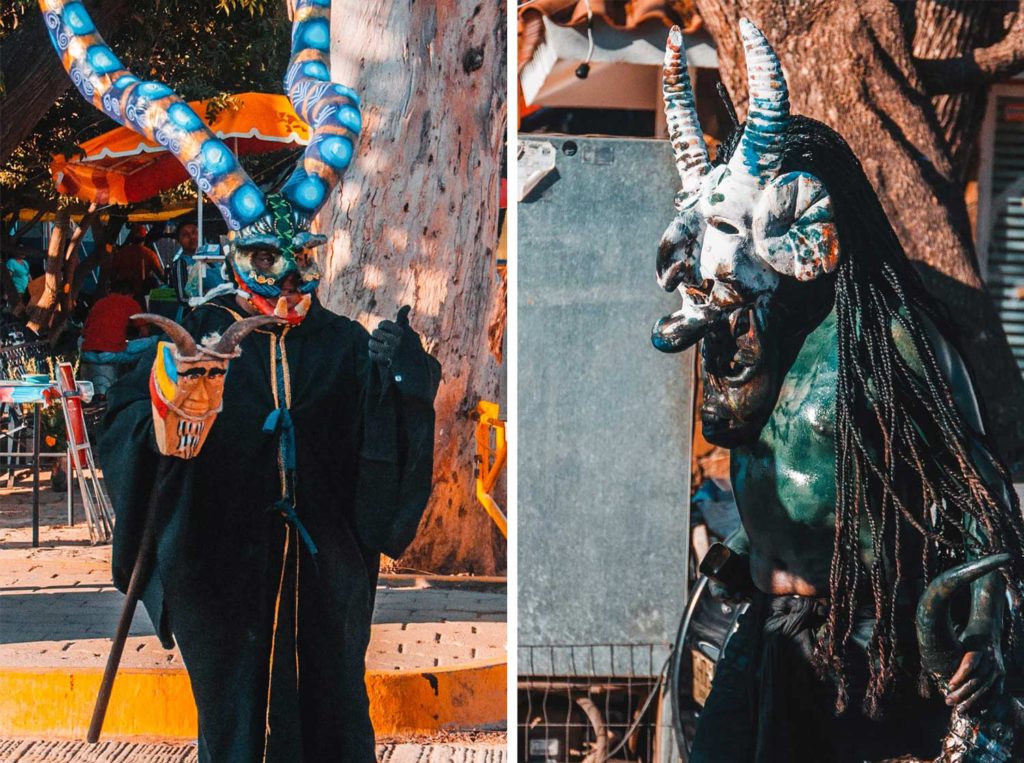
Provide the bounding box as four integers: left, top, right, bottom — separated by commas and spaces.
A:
729, 18, 790, 184
663, 26, 710, 197
38, 0, 269, 231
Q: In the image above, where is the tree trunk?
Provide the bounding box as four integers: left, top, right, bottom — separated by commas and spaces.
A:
49, 206, 99, 343
0, 0, 131, 163
27, 210, 70, 335
321, 1, 507, 574
694, 0, 1024, 468
902, 1, 1016, 181
26, 206, 97, 337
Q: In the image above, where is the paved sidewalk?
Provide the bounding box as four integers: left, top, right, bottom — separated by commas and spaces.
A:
0, 738, 508, 762
0, 478, 506, 672
0, 471, 507, 739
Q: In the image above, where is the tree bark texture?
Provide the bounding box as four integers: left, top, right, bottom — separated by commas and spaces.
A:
902, 1, 1019, 180
26, 210, 70, 335
0, 0, 131, 163
694, 0, 1024, 467
320, 1, 507, 573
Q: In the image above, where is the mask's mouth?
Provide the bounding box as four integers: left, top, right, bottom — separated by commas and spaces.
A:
704, 304, 763, 387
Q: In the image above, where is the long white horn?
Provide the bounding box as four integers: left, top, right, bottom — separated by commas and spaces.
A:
728, 18, 790, 184
663, 26, 710, 196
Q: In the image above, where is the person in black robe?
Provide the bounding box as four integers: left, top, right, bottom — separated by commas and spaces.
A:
42, 1, 442, 757
100, 294, 440, 762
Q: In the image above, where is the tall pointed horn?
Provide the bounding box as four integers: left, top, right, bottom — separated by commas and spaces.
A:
131, 313, 199, 358
38, 0, 268, 231
728, 18, 790, 184
280, 0, 362, 218
916, 553, 1011, 680
211, 315, 284, 356
663, 26, 710, 197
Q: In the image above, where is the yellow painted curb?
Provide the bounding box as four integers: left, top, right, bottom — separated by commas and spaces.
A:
0, 660, 506, 740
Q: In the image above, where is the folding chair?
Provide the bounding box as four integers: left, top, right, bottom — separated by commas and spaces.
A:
56, 362, 114, 544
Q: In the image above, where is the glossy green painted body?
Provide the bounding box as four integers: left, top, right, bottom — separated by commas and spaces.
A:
731, 308, 841, 594
728, 304, 997, 598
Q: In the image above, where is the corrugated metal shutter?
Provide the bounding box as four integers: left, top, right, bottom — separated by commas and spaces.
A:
987, 95, 1024, 376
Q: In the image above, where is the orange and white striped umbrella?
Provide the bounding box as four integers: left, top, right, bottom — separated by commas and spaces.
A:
51, 92, 309, 205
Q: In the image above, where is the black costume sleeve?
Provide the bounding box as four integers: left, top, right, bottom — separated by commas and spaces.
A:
352, 320, 441, 559
98, 307, 228, 646
98, 343, 181, 647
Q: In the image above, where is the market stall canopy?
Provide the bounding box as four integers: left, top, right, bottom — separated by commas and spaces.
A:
50, 93, 309, 205
17, 203, 196, 223
518, 1, 715, 111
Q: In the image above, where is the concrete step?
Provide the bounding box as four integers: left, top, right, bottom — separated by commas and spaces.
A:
0, 487, 507, 740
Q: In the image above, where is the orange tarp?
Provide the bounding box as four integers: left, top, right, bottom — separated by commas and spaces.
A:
51, 92, 309, 205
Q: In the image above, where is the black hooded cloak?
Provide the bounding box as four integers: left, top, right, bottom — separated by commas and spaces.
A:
99, 295, 440, 762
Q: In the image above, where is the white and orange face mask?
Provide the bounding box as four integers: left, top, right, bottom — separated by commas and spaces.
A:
136, 314, 282, 459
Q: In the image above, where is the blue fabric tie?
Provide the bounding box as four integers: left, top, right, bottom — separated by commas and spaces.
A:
264, 406, 314, 558
262, 406, 296, 471
269, 497, 319, 559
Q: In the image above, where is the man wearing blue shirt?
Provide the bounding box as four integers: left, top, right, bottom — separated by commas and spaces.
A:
6, 252, 30, 303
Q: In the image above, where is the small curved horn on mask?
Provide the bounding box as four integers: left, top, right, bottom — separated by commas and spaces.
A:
651, 292, 722, 353
753, 172, 839, 281
728, 18, 790, 185
663, 26, 710, 198
210, 315, 284, 356
916, 553, 1011, 680
131, 313, 199, 358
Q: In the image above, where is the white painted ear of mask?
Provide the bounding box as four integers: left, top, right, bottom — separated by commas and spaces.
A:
752, 171, 840, 282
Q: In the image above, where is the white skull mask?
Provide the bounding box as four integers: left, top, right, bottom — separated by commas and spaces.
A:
653, 19, 840, 353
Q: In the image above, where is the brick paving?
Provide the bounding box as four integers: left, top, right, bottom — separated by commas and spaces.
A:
0, 473, 506, 673
0, 738, 508, 762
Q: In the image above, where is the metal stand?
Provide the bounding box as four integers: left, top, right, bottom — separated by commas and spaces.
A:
31, 405, 40, 548
66, 447, 74, 526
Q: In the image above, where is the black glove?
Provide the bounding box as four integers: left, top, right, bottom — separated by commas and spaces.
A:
368, 305, 411, 368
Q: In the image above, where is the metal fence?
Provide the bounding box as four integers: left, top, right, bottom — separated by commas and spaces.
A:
518, 644, 674, 763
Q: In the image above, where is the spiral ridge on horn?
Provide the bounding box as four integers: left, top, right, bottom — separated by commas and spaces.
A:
730, 18, 790, 184
663, 26, 710, 196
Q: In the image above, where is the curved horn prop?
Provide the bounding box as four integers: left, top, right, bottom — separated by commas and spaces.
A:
663, 26, 710, 196
280, 0, 362, 218
916, 553, 1011, 680
728, 18, 790, 185
211, 315, 284, 356
38, 0, 269, 230
131, 313, 199, 358
651, 293, 722, 353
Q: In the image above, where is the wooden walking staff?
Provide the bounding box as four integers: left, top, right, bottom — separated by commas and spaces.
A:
87, 313, 282, 742
87, 457, 177, 743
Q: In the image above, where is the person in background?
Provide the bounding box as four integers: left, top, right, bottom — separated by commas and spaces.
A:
80, 280, 155, 366
6, 251, 30, 304
170, 222, 199, 311
106, 224, 164, 302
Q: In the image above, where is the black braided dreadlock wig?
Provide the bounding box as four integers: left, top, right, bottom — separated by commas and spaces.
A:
714, 113, 1024, 716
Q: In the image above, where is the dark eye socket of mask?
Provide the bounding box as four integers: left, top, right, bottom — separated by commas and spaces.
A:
207, 367, 227, 378
181, 368, 208, 378
709, 217, 740, 235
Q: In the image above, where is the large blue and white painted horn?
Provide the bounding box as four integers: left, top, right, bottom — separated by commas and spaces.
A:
38, 0, 269, 231
727, 19, 789, 186
663, 26, 710, 197
916, 553, 1011, 681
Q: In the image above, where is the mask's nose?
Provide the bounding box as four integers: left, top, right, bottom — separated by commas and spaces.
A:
709, 279, 745, 310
